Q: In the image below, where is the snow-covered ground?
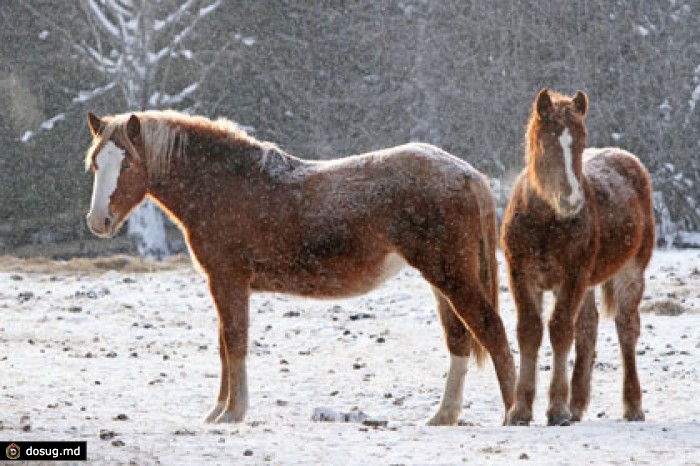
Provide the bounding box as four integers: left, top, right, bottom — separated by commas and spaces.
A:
0, 250, 699, 464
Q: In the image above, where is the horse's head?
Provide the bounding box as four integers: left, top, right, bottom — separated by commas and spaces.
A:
526, 88, 588, 218
85, 112, 148, 238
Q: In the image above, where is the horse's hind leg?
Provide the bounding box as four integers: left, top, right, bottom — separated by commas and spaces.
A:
569, 289, 599, 422
428, 287, 471, 426
420, 265, 515, 422
604, 261, 646, 421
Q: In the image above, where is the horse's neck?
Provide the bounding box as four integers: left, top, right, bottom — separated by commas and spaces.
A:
521, 169, 589, 218
147, 133, 304, 226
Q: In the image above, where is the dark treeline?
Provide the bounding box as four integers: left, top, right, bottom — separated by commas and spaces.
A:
1, 0, 698, 255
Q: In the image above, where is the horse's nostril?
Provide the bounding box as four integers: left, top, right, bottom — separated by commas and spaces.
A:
104, 217, 112, 229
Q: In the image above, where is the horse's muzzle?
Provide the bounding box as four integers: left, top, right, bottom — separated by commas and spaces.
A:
86, 212, 116, 238
557, 194, 584, 218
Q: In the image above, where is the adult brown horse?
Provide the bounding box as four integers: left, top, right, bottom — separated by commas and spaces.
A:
501, 89, 655, 426
84, 110, 515, 424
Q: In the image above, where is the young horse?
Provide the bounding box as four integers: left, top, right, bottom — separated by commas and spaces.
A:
84, 110, 515, 424
501, 89, 655, 426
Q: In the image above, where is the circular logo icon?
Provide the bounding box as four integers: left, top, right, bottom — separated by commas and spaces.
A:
6, 443, 20, 460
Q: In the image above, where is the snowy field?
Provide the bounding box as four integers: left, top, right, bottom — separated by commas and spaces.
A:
1, 249, 699, 465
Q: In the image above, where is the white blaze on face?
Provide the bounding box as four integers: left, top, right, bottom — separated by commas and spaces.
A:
88, 141, 125, 224
559, 128, 583, 206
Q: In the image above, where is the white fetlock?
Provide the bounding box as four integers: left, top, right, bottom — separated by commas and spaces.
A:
427, 408, 460, 426
215, 407, 246, 424
203, 402, 226, 423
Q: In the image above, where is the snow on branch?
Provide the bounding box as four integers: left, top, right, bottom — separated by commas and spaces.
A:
72, 82, 117, 103
74, 42, 118, 73
199, 0, 220, 17
150, 1, 220, 65
41, 114, 66, 130
21, 114, 66, 143
106, 0, 133, 18
85, 0, 120, 38
149, 83, 198, 106
689, 84, 700, 113
153, 0, 197, 32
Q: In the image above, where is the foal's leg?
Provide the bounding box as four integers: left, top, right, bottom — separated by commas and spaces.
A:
547, 280, 587, 426
205, 275, 250, 424
569, 289, 599, 422
506, 272, 544, 426
605, 262, 646, 421
428, 288, 471, 426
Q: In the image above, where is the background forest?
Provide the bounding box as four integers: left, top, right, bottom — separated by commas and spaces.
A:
1, 0, 698, 257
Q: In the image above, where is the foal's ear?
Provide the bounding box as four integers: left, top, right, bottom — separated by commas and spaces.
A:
126, 114, 141, 142
87, 111, 104, 137
573, 90, 588, 117
535, 88, 553, 120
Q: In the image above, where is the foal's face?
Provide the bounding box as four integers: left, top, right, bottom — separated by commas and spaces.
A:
531, 89, 588, 218
85, 112, 148, 238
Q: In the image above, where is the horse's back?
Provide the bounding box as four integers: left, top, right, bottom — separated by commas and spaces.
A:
367, 142, 494, 223
583, 147, 653, 219
307, 142, 491, 217
314, 142, 483, 185
584, 147, 655, 282
308, 142, 494, 261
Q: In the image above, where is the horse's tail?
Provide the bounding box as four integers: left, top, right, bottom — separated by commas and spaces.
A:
473, 178, 500, 367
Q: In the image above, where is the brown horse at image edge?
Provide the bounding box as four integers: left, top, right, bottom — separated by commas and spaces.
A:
83, 110, 516, 424
501, 89, 655, 426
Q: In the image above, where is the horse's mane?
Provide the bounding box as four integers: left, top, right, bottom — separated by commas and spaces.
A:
87, 110, 288, 183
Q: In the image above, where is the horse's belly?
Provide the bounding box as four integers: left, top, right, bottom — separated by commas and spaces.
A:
350, 252, 408, 294
251, 252, 408, 298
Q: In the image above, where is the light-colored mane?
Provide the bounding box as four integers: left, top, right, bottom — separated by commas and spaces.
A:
86, 110, 280, 183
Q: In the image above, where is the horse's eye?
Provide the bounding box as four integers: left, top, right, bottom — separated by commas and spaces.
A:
123, 161, 132, 170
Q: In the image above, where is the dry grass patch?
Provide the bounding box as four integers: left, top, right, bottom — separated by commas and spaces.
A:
0, 254, 192, 274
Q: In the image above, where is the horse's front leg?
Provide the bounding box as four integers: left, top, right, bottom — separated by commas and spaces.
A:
204, 330, 230, 422
570, 289, 598, 422
204, 273, 251, 424
547, 279, 588, 426
506, 270, 544, 426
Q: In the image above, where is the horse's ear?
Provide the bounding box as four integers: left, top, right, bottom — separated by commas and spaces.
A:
573, 90, 588, 117
87, 111, 104, 137
535, 88, 553, 120
126, 114, 141, 142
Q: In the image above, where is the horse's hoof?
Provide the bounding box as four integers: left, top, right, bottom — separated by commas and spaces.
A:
505, 406, 532, 426
215, 410, 246, 424
506, 418, 531, 426
505, 415, 531, 426
427, 413, 459, 426
203, 403, 225, 424
547, 413, 572, 426
624, 412, 645, 422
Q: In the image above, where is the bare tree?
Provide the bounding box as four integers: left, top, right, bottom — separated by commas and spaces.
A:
6, 0, 700, 254
25, 0, 222, 258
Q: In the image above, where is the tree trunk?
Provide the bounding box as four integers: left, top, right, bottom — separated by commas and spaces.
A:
127, 200, 170, 260
124, 1, 171, 260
